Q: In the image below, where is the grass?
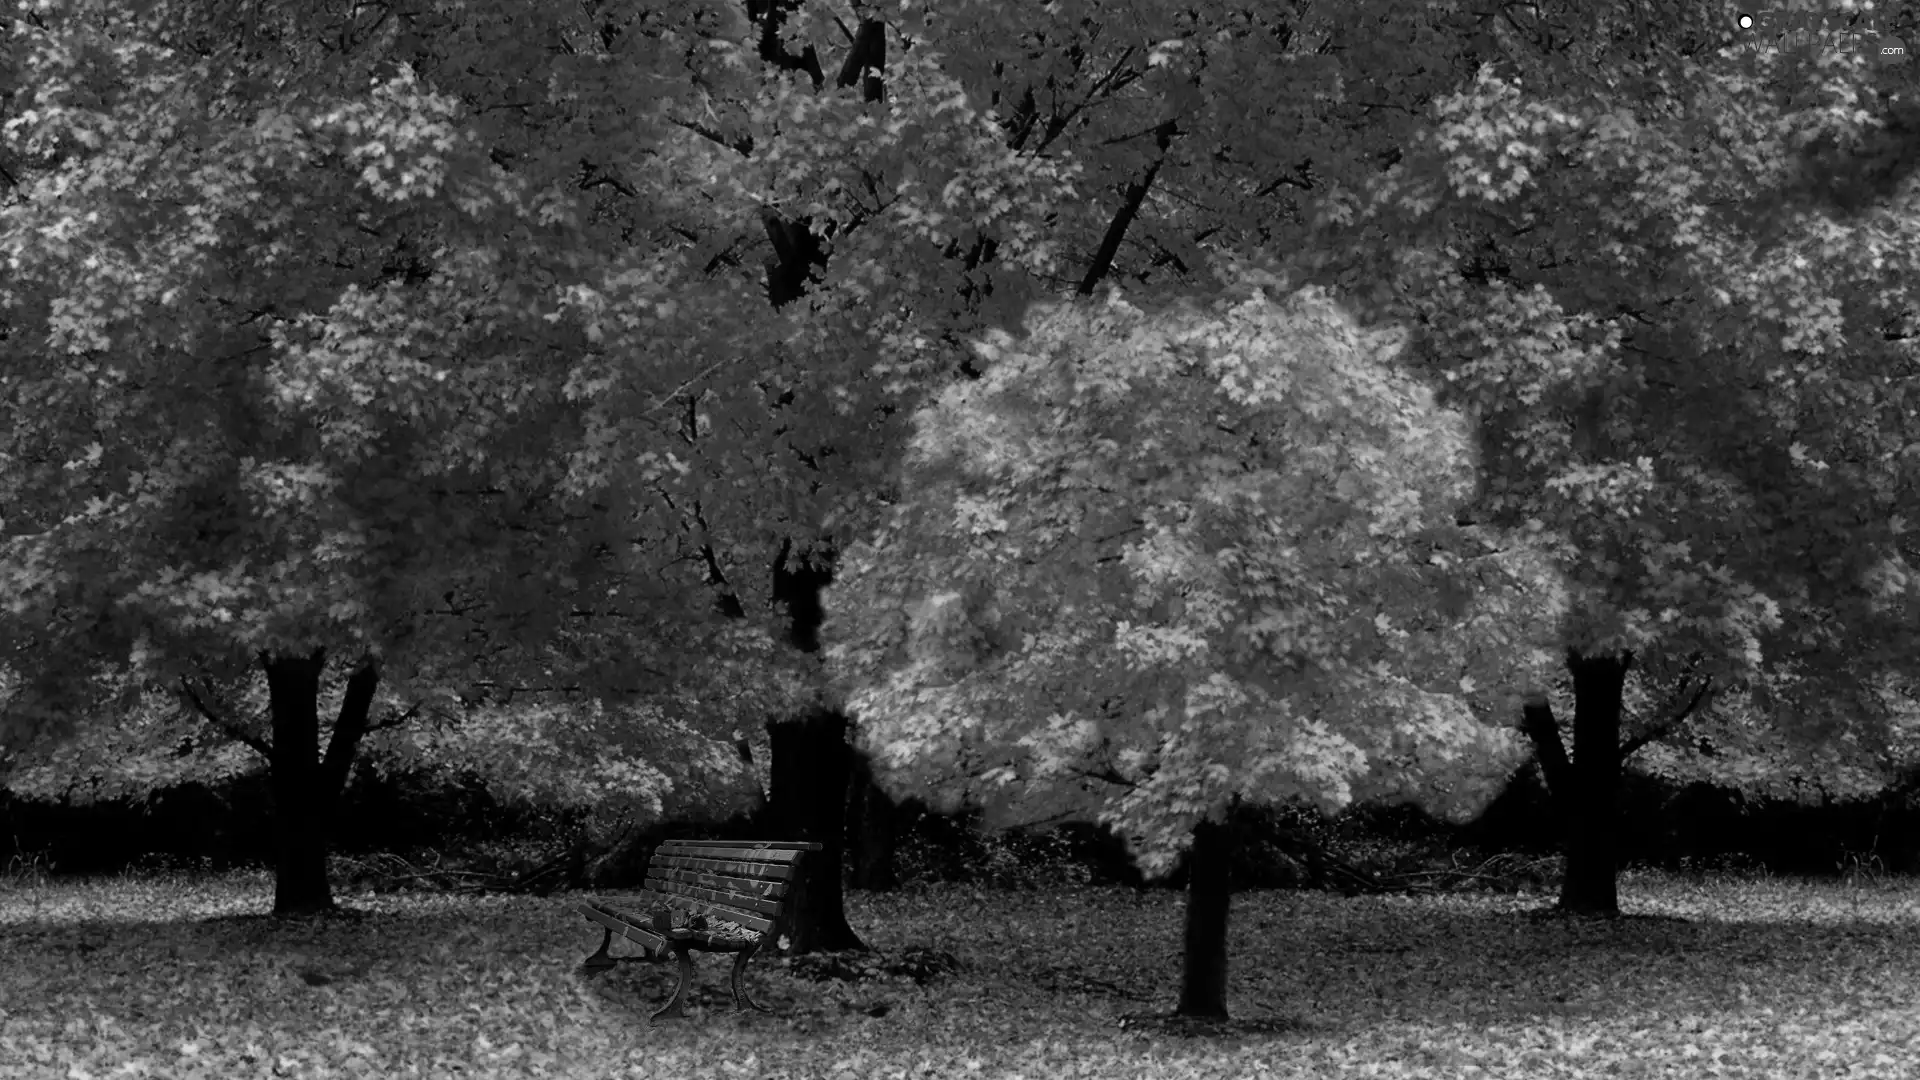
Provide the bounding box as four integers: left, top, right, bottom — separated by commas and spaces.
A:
3, 868, 1919, 1078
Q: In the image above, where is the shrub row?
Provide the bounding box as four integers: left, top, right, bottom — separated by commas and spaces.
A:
7, 761, 1920, 889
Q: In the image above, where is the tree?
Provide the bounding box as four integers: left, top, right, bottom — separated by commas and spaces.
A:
0, 0, 1075, 914
555, 0, 1571, 942
1505, 641, 1920, 882
713, 0, 1554, 936
0, 644, 791, 856
1327, 11, 1920, 913
823, 278, 1551, 1018
480, 0, 1501, 941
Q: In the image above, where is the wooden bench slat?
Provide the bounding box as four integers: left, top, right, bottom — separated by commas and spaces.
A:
653, 842, 812, 864
591, 888, 777, 934
644, 878, 782, 922
655, 840, 822, 853
640, 888, 774, 924
648, 860, 791, 895
656, 894, 773, 933
652, 852, 803, 883
645, 871, 777, 900
640, 878, 778, 918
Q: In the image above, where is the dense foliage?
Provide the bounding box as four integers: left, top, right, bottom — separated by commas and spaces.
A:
824, 279, 1557, 875
1303, 7, 1920, 908
1355, 42, 1920, 683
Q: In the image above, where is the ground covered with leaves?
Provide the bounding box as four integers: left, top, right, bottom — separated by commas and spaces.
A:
2, 870, 1917, 1078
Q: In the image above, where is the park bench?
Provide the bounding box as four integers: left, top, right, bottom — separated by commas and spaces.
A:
576, 839, 823, 1021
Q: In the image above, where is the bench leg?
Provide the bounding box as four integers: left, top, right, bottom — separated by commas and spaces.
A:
650, 946, 695, 1022
580, 929, 615, 976
729, 944, 772, 1013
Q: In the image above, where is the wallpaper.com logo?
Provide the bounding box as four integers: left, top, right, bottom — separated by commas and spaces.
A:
1732, 8, 1908, 64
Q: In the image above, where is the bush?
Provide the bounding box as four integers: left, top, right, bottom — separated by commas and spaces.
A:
888, 808, 1089, 890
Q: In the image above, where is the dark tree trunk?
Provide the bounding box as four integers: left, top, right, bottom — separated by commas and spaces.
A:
834, 18, 885, 104
261, 649, 381, 917
844, 750, 898, 891
263, 650, 332, 915
758, 543, 868, 952
1177, 816, 1233, 1018
1560, 650, 1632, 915
1521, 650, 1634, 917
1076, 119, 1179, 297
762, 210, 827, 309
766, 708, 867, 952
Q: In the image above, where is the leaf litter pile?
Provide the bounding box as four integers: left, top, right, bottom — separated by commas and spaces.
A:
3, 869, 1918, 1078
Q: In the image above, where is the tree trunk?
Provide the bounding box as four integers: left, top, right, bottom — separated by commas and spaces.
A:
844, 749, 898, 891
766, 707, 867, 953
761, 543, 867, 951
1176, 816, 1233, 1018
262, 649, 381, 917
1560, 650, 1633, 916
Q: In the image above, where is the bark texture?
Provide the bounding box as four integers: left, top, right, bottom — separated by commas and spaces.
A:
763, 546, 867, 952
262, 650, 380, 916
1520, 650, 1635, 917
1177, 816, 1233, 1018
766, 707, 867, 952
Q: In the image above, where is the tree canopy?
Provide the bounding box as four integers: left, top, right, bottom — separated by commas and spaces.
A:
824, 278, 1555, 873
0, 0, 1078, 748
1337, 16, 1920, 687
0, 0, 1078, 909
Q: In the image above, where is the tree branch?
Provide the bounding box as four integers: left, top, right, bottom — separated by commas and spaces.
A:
317, 657, 382, 813
1071, 763, 1139, 789
834, 18, 885, 102
669, 117, 754, 156
1621, 674, 1715, 759
1032, 48, 1141, 155
578, 166, 637, 198
1520, 693, 1572, 799
1254, 159, 1314, 198
1077, 119, 1179, 296
364, 701, 422, 735
1004, 86, 1040, 151
178, 676, 272, 759
640, 355, 738, 416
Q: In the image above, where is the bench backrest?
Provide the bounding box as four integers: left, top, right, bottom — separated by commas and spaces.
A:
646, 840, 823, 935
